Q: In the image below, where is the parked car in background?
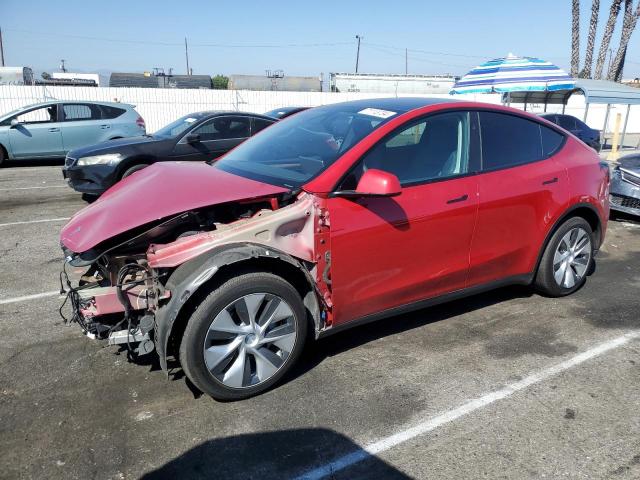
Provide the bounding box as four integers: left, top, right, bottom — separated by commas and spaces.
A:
540, 113, 601, 152
264, 106, 309, 119
63, 111, 277, 199
60, 98, 609, 400
610, 154, 640, 217
0, 101, 145, 165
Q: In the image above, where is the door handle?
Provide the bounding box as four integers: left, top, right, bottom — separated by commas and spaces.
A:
542, 177, 558, 185
100, 124, 110, 129
446, 194, 469, 204
48, 128, 60, 132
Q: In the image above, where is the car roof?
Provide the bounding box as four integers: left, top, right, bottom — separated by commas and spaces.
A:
7, 100, 134, 111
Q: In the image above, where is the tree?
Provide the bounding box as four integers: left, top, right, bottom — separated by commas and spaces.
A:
571, 0, 581, 76
580, 0, 600, 77
607, 0, 640, 80
212, 75, 229, 90
594, 0, 623, 79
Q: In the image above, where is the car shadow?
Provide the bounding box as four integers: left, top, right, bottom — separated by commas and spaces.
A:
610, 210, 640, 224
139, 427, 411, 480
288, 284, 534, 384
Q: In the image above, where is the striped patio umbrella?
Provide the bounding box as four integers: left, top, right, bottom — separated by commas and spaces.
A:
450, 54, 575, 94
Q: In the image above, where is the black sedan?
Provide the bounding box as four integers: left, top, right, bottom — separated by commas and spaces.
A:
610, 154, 640, 217
540, 113, 601, 152
63, 111, 276, 198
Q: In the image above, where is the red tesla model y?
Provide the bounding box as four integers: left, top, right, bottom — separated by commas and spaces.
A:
60, 98, 610, 400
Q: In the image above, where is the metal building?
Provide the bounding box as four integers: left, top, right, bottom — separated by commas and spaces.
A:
228, 74, 321, 92
330, 73, 458, 94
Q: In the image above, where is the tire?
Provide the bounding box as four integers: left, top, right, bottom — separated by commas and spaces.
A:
535, 217, 594, 297
179, 272, 308, 401
0, 146, 6, 167
121, 163, 149, 179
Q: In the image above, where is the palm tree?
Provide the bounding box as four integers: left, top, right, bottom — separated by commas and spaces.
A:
580, 0, 601, 77
595, 0, 623, 79
607, 0, 640, 80
571, 0, 581, 76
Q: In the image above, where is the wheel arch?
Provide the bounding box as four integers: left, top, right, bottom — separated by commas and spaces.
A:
115, 155, 154, 179
534, 202, 603, 276
155, 242, 322, 373
0, 142, 9, 162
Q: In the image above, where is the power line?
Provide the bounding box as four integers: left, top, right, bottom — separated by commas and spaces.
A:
4, 28, 354, 49
363, 41, 495, 59
364, 44, 469, 69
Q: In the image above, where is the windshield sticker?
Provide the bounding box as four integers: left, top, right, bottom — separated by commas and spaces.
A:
184, 117, 197, 123
358, 108, 397, 119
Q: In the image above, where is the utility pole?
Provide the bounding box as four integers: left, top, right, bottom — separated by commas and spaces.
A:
405, 48, 408, 75
185, 37, 190, 75
355, 35, 362, 73
0, 27, 5, 67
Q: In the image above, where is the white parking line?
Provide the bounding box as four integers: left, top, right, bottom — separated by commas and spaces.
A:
0, 217, 70, 227
295, 331, 640, 480
0, 290, 62, 305
0, 185, 67, 191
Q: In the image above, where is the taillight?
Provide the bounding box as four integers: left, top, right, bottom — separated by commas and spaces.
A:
136, 116, 146, 131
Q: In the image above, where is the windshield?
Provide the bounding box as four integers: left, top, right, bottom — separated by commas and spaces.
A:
154, 114, 204, 138
215, 104, 398, 188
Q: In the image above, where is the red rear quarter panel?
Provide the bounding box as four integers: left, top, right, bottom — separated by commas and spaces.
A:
562, 137, 610, 246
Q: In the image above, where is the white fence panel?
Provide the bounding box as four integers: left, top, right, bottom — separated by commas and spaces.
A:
0, 85, 638, 136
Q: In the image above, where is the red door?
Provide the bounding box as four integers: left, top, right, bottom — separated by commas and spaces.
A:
467, 111, 569, 286
328, 179, 479, 324
326, 110, 480, 325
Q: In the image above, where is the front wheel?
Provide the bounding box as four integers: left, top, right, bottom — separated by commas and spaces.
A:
179, 272, 307, 401
535, 217, 594, 297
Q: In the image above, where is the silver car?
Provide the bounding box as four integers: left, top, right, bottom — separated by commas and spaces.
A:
610, 154, 640, 217
0, 101, 145, 165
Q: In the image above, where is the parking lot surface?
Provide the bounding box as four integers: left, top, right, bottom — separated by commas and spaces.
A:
1, 164, 639, 480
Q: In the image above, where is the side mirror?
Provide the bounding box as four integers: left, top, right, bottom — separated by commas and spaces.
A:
10, 118, 21, 128
333, 169, 402, 198
186, 133, 200, 143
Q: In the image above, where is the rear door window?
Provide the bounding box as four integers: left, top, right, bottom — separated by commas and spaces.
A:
62, 104, 101, 121
479, 112, 563, 171
252, 117, 276, 135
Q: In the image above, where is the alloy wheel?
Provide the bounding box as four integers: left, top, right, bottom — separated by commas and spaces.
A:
203, 293, 297, 388
553, 227, 592, 289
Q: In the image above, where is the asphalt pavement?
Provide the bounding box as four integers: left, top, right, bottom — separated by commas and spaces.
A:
0, 163, 639, 480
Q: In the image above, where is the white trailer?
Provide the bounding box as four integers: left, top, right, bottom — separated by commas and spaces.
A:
330, 73, 457, 94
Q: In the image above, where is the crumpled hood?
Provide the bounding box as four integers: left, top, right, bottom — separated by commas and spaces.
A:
60, 162, 288, 253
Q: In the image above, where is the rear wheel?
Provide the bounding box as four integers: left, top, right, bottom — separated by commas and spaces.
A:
535, 217, 594, 297
179, 272, 307, 401
121, 163, 149, 179
0, 146, 6, 167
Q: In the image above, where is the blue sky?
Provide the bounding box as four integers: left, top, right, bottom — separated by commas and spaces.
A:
2, 0, 640, 79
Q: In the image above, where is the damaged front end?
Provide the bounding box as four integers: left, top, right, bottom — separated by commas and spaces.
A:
59, 189, 333, 368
